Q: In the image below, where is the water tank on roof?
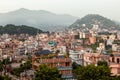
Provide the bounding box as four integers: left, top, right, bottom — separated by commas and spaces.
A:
49, 41, 57, 46
58, 54, 64, 58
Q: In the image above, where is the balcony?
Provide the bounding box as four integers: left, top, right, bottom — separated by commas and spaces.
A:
62, 74, 73, 78
39, 58, 71, 63
110, 62, 120, 68
58, 66, 72, 70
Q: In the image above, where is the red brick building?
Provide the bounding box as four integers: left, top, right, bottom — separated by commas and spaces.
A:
32, 50, 73, 79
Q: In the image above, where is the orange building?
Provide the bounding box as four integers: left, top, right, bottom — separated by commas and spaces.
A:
32, 50, 73, 79
89, 36, 96, 44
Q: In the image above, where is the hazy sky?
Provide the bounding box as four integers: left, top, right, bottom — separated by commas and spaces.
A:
0, 0, 120, 21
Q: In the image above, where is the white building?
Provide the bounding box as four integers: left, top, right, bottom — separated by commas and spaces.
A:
117, 32, 120, 40
112, 44, 118, 51
107, 39, 113, 45
69, 50, 84, 66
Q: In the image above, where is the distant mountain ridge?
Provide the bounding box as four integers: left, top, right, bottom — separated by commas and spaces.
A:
70, 14, 120, 30
0, 8, 78, 31
0, 24, 43, 35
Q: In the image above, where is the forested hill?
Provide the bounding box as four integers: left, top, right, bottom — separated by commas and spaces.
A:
0, 24, 44, 35
70, 14, 120, 30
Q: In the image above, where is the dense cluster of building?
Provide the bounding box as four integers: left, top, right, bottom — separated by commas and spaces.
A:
0, 24, 120, 80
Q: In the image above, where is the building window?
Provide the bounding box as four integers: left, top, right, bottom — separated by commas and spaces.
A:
66, 70, 70, 74
112, 57, 114, 62
79, 55, 81, 58
117, 58, 120, 63
65, 62, 70, 66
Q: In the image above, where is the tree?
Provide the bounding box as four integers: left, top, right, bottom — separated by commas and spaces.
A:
3, 76, 11, 80
35, 64, 62, 80
0, 24, 44, 35
10, 60, 32, 77
72, 62, 81, 79
2, 58, 11, 65
0, 61, 3, 71
0, 75, 4, 80
89, 42, 99, 53
97, 61, 108, 67
0, 75, 11, 80
74, 64, 111, 80
72, 62, 81, 70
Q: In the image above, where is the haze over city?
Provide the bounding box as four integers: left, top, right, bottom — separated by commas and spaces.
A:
0, 0, 120, 21
0, 0, 120, 80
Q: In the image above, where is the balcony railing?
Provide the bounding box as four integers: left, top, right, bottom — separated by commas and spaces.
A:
62, 74, 73, 78
39, 58, 71, 63
110, 62, 120, 67
58, 66, 72, 70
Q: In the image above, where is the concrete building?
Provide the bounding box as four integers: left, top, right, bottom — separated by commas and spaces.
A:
112, 44, 118, 51
109, 52, 120, 76
69, 50, 84, 66
32, 50, 73, 79
117, 32, 120, 40
107, 39, 113, 45
89, 36, 96, 44
109, 34, 116, 41
99, 43, 105, 50
18, 45, 25, 55
84, 52, 109, 66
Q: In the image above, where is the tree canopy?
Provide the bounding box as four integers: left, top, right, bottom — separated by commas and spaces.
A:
35, 64, 62, 80
70, 14, 119, 30
10, 60, 32, 77
0, 75, 11, 80
0, 24, 44, 35
73, 61, 113, 80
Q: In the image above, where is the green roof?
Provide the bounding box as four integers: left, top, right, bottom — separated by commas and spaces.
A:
49, 41, 57, 46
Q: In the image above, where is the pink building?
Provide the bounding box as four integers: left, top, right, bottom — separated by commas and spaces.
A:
84, 52, 109, 66
109, 52, 120, 76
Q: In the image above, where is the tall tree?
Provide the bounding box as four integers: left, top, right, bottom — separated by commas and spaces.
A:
97, 61, 108, 67
0, 75, 11, 80
35, 64, 62, 80
74, 63, 111, 80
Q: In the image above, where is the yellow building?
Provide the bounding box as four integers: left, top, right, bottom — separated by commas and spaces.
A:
89, 36, 96, 44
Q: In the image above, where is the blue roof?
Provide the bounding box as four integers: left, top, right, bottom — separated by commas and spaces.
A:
40, 50, 51, 54
34, 50, 51, 56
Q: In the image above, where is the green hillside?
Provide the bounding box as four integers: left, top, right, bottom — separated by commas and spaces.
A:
70, 14, 120, 30
0, 24, 44, 35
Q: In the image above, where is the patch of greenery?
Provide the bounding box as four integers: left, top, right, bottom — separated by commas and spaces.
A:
10, 60, 32, 77
70, 14, 120, 30
73, 61, 120, 80
35, 64, 62, 80
0, 75, 11, 80
0, 24, 44, 35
